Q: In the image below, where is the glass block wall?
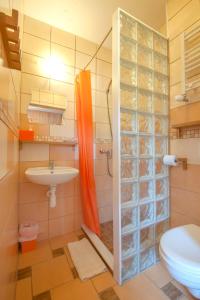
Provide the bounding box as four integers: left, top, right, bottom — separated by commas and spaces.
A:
112, 9, 169, 283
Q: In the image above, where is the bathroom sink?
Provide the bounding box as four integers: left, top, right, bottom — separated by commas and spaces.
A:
25, 167, 79, 186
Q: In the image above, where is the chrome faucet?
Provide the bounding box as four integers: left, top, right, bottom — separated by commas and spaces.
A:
49, 160, 55, 170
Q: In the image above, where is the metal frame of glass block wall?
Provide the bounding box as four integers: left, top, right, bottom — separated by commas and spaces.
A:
112, 8, 169, 284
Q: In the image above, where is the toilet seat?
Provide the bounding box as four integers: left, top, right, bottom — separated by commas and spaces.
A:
160, 224, 200, 299
160, 224, 200, 274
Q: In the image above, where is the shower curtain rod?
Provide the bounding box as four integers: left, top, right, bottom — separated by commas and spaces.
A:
84, 27, 112, 70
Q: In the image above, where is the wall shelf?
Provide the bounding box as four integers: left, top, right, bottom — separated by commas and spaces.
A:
170, 101, 200, 128
20, 139, 77, 146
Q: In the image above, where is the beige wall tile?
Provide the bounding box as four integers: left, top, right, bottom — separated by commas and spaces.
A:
0, 121, 8, 179
76, 36, 97, 56
97, 189, 113, 208
37, 221, 49, 241
49, 214, 74, 238
170, 59, 182, 86
49, 144, 75, 161
97, 46, 112, 63
16, 278, 32, 300
170, 138, 200, 164
171, 186, 200, 221
167, 0, 191, 20
96, 123, 111, 139
63, 101, 75, 120
96, 74, 111, 92
57, 180, 75, 198
168, 0, 200, 39
170, 164, 200, 193
50, 122, 75, 138
51, 27, 75, 49
20, 93, 31, 114
19, 182, 48, 203
169, 82, 182, 109
169, 35, 182, 63
23, 33, 50, 58
95, 158, 108, 176
20, 143, 49, 162
75, 51, 96, 73
24, 16, 51, 40
95, 91, 108, 108
97, 59, 112, 78
50, 80, 74, 100
21, 73, 50, 94
51, 43, 75, 67
49, 196, 74, 219
19, 201, 49, 223
21, 53, 46, 77
95, 107, 109, 123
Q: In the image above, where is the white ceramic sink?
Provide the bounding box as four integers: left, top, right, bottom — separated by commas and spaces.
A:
25, 167, 79, 186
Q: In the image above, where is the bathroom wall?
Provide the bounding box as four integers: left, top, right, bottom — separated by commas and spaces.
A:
167, 0, 200, 227
19, 15, 112, 240
0, 4, 21, 299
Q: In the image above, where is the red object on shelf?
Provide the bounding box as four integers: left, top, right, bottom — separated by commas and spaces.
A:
19, 130, 34, 141
21, 240, 37, 253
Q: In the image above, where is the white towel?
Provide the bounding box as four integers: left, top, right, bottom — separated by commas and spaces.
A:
68, 238, 107, 280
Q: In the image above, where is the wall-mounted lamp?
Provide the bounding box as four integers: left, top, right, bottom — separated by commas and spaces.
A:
41, 56, 66, 81
175, 94, 188, 102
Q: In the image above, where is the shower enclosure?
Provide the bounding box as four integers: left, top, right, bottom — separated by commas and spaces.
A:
112, 9, 169, 284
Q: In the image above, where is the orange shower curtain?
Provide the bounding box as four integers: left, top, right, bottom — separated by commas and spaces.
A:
75, 70, 100, 236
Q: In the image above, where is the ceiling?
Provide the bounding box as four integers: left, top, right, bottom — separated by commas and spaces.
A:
4, 0, 166, 45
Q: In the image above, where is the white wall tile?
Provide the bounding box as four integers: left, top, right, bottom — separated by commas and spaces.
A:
20, 144, 49, 162
96, 123, 111, 139
50, 121, 75, 138
170, 138, 200, 164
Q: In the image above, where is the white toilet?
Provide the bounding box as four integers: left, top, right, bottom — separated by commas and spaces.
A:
159, 224, 200, 299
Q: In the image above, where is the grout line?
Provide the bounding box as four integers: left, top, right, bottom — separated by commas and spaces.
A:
167, 0, 193, 22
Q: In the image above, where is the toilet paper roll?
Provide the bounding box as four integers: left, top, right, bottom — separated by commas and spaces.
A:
163, 155, 177, 166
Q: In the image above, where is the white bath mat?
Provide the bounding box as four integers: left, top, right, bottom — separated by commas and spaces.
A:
67, 238, 107, 280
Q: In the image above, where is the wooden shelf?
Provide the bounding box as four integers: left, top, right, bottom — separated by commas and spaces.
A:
170, 101, 200, 128
0, 9, 21, 70
20, 139, 77, 146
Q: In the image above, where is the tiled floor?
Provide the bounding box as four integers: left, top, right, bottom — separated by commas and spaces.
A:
16, 230, 195, 300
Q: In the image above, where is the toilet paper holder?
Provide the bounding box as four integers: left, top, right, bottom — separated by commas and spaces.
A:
176, 157, 187, 170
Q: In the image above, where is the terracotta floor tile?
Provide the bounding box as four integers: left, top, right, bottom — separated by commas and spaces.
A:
32, 256, 73, 296
92, 271, 116, 293
18, 240, 52, 269
51, 279, 100, 300
64, 246, 74, 268
50, 233, 78, 250
144, 262, 172, 288
114, 273, 169, 300
16, 278, 32, 300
